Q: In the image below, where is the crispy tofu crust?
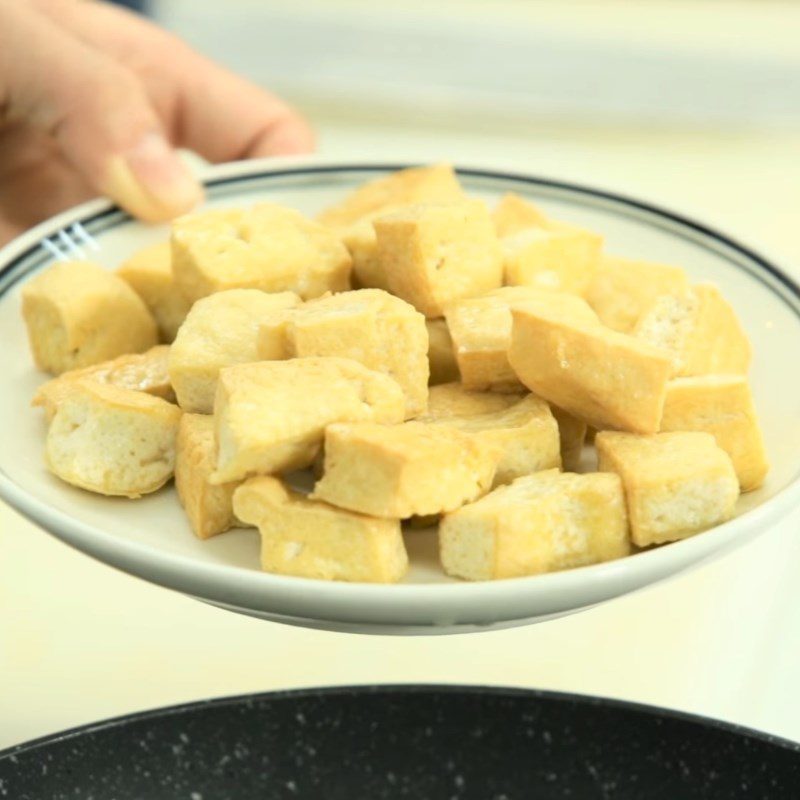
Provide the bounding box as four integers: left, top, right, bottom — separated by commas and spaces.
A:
33, 345, 174, 420
233, 476, 408, 582
440, 470, 630, 580
596, 430, 739, 546
22, 261, 158, 375
660, 375, 768, 491
116, 241, 191, 343
508, 304, 672, 433
175, 414, 243, 539
311, 421, 500, 518
374, 200, 503, 318
258, 288, 428, 418
45, 380, 182, 498
211, 358, 406, 483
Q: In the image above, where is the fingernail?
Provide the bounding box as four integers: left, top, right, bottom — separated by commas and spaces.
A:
103, 132, 203, 222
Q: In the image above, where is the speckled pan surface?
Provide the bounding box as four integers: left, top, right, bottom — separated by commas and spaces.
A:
0, 686, 798, 799
2, 157, 800, 633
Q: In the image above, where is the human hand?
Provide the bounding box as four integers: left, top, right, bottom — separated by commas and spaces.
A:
0, 0, 314, 244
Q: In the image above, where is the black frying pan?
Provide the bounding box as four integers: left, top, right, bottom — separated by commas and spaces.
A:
1, 686, 797, 799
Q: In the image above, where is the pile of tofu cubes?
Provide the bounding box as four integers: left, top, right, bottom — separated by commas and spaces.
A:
22, 165, 768, 583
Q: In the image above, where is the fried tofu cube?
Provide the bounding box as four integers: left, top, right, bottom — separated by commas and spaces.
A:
550, 405, 588, 472
426, 319, 460, 386
175, 414, 243, 539
233, 476, 408, 583
116, 241, 192, 343
508, 304, 672, 434
172, 204, 351, 305
661, 376, 769, 492
45, 381, 181, 498
311, 421, 500, 518
492, 193, 550, 237
425, 383, 524, 418
169, 289, 300, 413
586, 255, 689, 333
374, 201, 503, 318
340, 213, 391, 291
22, 261, 158, 375
596, 431, 739, 546
33, 345, 174, 420
634, 283, 752, 377
421, 394, 561, 487
439, 470, 630, 580
212, 358, 405, 483
257, 289, 428, 418
445, 286, 599, 392
502, 223, 603, 295
317, 163, 465, 229
491, 194, 603, 294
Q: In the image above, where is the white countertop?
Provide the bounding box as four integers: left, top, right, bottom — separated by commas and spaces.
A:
2, 121, 800, 750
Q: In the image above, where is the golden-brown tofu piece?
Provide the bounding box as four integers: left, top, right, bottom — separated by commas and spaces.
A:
175, 414, 243, 539
596, 431, 739, 547
22, 261, 158, 375
492, 193, 550, 237
172, 204, 351, 304
426, 319, 460, 386
374, 201, 503, 318
660, 375, 768, 492
33, 345, 174, 420
425, 383, 523, 418
586, 255, 689, 333
45, 380, 182, 498
340, 212, 391, 291
258, 289, 428, 418
233, 476, 408, 583
116, 241, 192, 343
492, 194, 603, 294
439, 470, 630, 580
634, 283, 752, 377
502, 223, 602, 296
311, 421, 500, 518
421, 393, 561, 486
212, 358, 405, 483
508, 303, 672, 434
169, 289, 300, 414
445, 286, 598, 392
317, 163, 465, 229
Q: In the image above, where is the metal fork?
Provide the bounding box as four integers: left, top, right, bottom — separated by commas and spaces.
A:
40, 222, 101, 262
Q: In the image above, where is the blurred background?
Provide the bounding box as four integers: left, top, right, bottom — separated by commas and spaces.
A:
148, 0, 800, 262
2, 0, 800, 751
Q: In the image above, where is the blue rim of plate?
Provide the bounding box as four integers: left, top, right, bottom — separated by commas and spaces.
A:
1, 685, 798, 764
2, 163, 800, 321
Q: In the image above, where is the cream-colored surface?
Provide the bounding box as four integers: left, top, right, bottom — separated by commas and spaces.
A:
3, 111, 800, 747
169, 288, 300, 414
213, 357, 405, 482
33, 345, 174, 419
234, 476, 408, 583
258, 289, 429, 418
172, 204, 352, 304
375, 200, 503, 318
116, 241, 191, 343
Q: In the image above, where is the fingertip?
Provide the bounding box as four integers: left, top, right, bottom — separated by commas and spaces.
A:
102, 132, 204, 222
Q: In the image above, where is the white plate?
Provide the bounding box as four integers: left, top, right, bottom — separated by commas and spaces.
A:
2, 158, 799, 635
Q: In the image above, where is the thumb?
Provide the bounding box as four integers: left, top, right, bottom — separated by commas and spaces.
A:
0, 3, 202, 222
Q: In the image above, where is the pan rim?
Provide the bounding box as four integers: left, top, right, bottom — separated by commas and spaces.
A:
1, 683, 798, 765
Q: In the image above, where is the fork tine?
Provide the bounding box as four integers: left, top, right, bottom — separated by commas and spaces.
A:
57, 229, 85, 259
41, 238, 69, 261
71, 222, 100, 252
